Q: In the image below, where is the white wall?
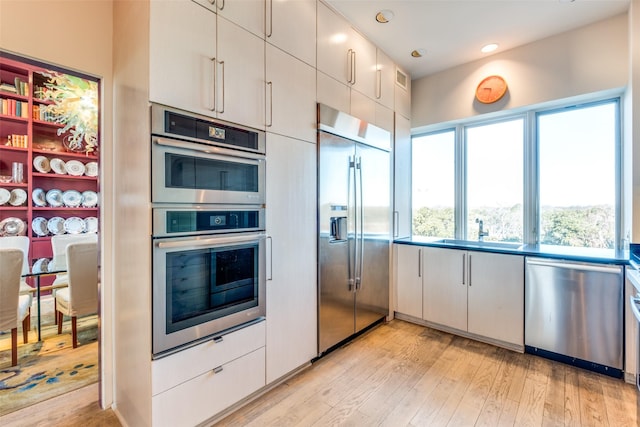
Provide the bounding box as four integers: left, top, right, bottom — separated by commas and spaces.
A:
0, 0, 115, 407
412, 13, 628, 129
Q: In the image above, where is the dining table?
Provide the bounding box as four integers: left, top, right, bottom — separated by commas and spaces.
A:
21, 266, 67, 341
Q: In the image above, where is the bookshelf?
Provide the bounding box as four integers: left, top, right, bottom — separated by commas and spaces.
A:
0, 55, 100, 278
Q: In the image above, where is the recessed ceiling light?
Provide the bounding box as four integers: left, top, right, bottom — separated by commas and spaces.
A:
375, 10, 394, 23
481, 43, 499, 53
411, 49, 426, 58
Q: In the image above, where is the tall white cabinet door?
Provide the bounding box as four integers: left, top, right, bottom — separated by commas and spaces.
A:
150, 0, 216, 117
395, 244, 423, 319
423, 247, 467, 331
376, 49, 395, 110
216, 16, 265, 130
317, 72, 350, 114
316, 1, 351, 85
393, 114, 411, 239
267, 0, 316, 67
350, 30, 377, 100
216, 0, 265, 38
467, 252, 524, 346
266, 44, 316, 143
265, 133, 317, 383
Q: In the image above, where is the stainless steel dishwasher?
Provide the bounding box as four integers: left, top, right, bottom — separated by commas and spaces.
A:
525, 257, 624, 378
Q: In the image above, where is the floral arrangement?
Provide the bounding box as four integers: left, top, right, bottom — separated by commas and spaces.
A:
36, 71, 99, 154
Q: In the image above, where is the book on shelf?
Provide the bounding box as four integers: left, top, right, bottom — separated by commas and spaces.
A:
0, 82, 17, 93
13, 77, 28, 96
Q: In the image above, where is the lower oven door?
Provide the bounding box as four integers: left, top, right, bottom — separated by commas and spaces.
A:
152, 232, 266, 356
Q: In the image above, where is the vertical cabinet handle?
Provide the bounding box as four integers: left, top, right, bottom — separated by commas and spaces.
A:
418, 249, 422, 278
347, 49, 354, 84
462, 253, 466, 285
351, 50, 357, 85
266, 0, 273, 37
468, 254, 472, 286
393, 211, 399, 238
376, 69, 381, 99
266, 81, 273, 127
266, 236, 273, 281
218, 0, 225, 10
209, 57, 217, 111
218, 60, 225, 113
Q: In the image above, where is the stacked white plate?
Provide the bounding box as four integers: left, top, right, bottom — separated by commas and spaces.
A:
0, 188, 10, 205
62, 189, 82, 207
65, 160, 85, 176
33, 155, 51, 173
32, 188, 47, 207
45, 189, 63, 207
0, 217, 26, 237
64, 217, 86, 234
84, 161, 98, 177
9, 188, 27, 206
84, 216, 98, 233
31, 217, 48, 236
47, 216, 65, 235
50, 158, 67, 175
81, 190, 98, 208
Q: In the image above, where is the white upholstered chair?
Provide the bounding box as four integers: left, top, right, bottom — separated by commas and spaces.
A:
0, 236, 32, 294
50, 233, 98, 323
55, 241, 98, 348
0, 249, 32, 366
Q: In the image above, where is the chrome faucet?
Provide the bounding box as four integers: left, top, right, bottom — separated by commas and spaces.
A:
476, 218, 489, 241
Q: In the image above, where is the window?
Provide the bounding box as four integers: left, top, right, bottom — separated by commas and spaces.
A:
411, 97, 621, 250
466, 119, 523, 242
412, 130, 455, 238
538, 101, 617, 249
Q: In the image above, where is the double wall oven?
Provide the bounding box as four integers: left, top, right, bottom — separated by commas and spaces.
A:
151, 104, 266, 357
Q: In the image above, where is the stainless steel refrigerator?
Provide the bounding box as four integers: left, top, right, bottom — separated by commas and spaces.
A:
317, 103, 391, 355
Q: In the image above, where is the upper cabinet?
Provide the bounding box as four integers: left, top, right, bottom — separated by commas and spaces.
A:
266, 0, 316, 67
150, 0, 265, 130
192, 0, 264, 38
376, 49, 395, 110
316, 1, 376, 100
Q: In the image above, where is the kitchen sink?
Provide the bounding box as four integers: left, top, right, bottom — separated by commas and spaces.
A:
434, 239, 523, 250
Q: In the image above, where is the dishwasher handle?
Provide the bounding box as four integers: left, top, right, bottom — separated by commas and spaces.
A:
526, 258, 622, 275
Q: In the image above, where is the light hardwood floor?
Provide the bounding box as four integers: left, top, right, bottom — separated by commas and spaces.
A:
1, 319, 635, 426
216, 320, 637, 427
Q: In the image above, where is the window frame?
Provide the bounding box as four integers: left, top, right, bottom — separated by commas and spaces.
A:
411, 95, 624, 251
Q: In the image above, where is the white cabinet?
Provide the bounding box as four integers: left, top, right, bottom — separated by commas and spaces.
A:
193, 0, 264, 38
265, 44, 316, 143
266, 0, 316, 67
393, 113, 411, 239
316, 70, 350, 116
394, 244, 423, 319
151, 321, 266, 426
316, 2, 377, 101
150, 0, 265, 130
419, 246, 524, 349
467, 251, 524, 346
216, 16, 265, 130
265, 133, 317, 383
150, 0, 216, 117
423, 247, 468, 331
376, 49, 395, 110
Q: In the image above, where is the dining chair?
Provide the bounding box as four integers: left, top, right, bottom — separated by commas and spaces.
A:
55, 241, 98, 348
0, 249, 32, 366
0, 235, 33, 294
50, 233, 98, 323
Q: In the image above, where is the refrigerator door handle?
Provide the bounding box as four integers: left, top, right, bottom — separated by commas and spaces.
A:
355, 156, 364, 290
348, 155, 356, 292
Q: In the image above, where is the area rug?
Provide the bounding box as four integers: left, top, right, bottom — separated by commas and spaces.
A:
0, 299, 98, 416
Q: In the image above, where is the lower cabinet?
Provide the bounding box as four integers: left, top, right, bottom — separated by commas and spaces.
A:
151, 321, 266, 427
395, 244, 524, 350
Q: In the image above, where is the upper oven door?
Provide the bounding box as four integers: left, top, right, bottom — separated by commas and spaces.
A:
152, 137, 265, 205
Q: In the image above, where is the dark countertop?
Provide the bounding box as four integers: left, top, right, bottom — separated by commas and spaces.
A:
394, 236, 630, 265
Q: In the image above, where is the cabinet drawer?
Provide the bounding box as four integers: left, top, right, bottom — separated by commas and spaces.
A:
152, 347, 266, 427
152, 320, 265, 395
